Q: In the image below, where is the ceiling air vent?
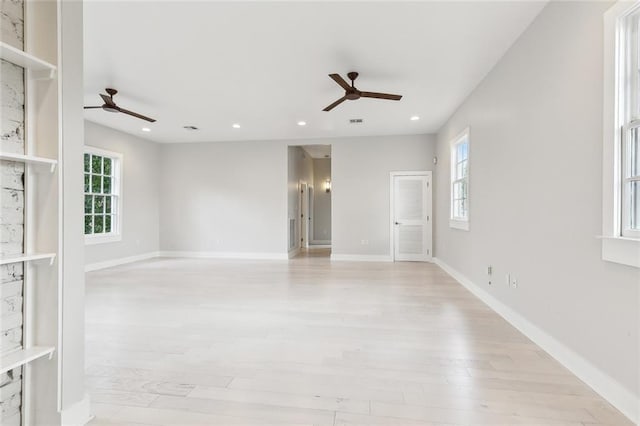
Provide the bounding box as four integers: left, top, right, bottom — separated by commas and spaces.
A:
183, 125, 199, 131
349, 118, 364, 124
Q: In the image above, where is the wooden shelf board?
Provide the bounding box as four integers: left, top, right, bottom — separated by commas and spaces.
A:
0, 253, 56, 266
0, 152, 57, 172
1, 346, 55, 374
0, 41, 56, 79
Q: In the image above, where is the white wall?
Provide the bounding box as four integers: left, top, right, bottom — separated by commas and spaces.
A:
84, 121, 160, 266
158, 135, 434, 258
332, 134, 436, 258
312, 158, 331, 243
434, 1, 639, 419
59, 1, 88, 416
159, 140, 288, 255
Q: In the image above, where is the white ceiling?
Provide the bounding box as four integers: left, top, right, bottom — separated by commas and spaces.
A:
83, 1, 546, 144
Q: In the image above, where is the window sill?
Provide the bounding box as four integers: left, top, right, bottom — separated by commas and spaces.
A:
450, 219, 469, 231
600, 236, 640, 268
85, 233, 122, 245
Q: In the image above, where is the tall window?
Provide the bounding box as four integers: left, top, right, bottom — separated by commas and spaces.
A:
621, 9, 640, 238
602, 1, 640, 268
84, 147, 122, 243
450, 128, 470, 230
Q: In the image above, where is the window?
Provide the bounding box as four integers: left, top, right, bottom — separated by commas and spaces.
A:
623, 125, 640, 238
450, 128, 470, 231
620, 9, 640, 239
84, 147, 122, 244
602, 2, 640, 268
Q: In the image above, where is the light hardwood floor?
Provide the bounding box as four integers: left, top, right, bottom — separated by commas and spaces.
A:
86, 256, 631, 425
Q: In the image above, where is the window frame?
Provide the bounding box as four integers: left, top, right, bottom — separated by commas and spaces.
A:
449, 127, 470, 231
602, 1, 640, 268
84, 146, 123, 245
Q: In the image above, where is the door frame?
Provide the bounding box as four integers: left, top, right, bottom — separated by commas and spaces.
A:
389, 171, 433, 262
308, 186, 314, 244
299, 181, 309, 249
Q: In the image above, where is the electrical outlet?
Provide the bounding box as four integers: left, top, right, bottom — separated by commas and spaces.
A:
361, 239, 369, 245
506, 273, 518, 288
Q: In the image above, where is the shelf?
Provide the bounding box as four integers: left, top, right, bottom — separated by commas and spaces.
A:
0, 346, 55, 374
0, 41, 56, 79
0, 253, 56, 266
0, 152, 57, 172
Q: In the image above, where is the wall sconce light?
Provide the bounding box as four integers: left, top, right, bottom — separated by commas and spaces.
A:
324, 179, 331, 193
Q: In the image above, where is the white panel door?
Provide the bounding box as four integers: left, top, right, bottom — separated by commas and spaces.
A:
392, 173, 432, 262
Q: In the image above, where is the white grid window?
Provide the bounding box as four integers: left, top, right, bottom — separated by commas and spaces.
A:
621, 10, 640, 238
84, 147, 122, 243
450, 129, 470, 230
602, 1, 640, 268
623, 126, 640, 236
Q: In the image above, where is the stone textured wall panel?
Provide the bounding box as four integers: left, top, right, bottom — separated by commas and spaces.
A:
0, 0, 23, 49
0, 0, 25, 422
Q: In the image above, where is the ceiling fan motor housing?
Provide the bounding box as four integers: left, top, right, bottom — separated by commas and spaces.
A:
346, 72, 360, 99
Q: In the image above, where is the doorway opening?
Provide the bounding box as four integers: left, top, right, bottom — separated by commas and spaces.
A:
287, 145, 331, 258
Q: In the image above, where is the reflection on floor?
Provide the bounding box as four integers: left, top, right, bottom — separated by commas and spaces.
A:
295, 247, 331, 258
86, 257, 631, 425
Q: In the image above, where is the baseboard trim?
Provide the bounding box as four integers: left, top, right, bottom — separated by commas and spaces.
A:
61, 393, 92, 426
311, 239, 331, 245
433, 257, 639, 424
159, 251, 288, 261
307, 244, 332, 249
331, 254, 392, 262
85, 252, 160, 272
288, 247, 301, 259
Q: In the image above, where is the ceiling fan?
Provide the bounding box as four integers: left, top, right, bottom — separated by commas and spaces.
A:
323, 72, 402, 111
84, 88, 156, 122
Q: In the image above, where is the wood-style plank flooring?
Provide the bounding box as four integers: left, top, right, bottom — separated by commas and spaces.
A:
86, 253, 631, 425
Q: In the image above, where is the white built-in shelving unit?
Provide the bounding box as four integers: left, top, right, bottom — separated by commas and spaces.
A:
1, 26, 60, 424
0, 253, 56, 266
0, 152, 57, 172
0, 347, 55, 375
0, 41, 56, 79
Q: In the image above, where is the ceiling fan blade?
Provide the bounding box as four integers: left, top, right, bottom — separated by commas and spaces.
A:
329, 74, 351, 91
360, 91, 402, 101
84, 106, 102, 109
118, 107, 156, 122
100, 94, 116, 106
323, 96, 348, 112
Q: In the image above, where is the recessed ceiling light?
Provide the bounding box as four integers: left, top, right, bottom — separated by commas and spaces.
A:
141, 127, 151, 132
410, 116, 420, 121
232, 123, 241, 129
297, 121, 307, 126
